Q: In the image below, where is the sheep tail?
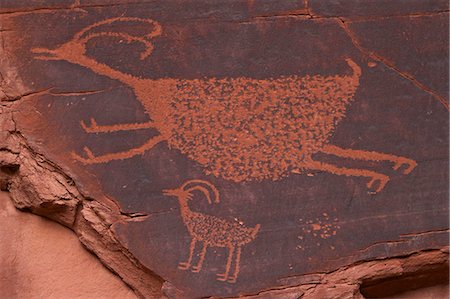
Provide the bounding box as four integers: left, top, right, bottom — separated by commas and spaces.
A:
345, 58, 362, 80
252, 224, 261, 238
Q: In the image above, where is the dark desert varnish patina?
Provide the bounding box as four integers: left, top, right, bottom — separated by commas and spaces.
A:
0, 0, 448, 297
31, 16, 416, 192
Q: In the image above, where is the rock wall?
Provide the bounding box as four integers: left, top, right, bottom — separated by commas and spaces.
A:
0, 0, 448, 298
0, 191, 136, 299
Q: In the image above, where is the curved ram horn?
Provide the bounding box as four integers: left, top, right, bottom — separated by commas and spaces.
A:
74, 17, 162, 40
181, 180, 220, 204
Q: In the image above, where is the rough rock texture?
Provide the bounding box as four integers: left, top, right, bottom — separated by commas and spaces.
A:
387, 285, 448, 299
0, 191, 137, 299
236, 248, 449, 298
0, 109, 164, 298
0, 0, 449, 298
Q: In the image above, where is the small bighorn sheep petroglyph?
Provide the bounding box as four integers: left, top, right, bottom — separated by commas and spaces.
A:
163, 180, 260, 283
32, 17, 417, 192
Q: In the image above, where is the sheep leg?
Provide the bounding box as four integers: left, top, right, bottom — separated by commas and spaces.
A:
217, 246, 235, 282
303, 159, 389, 193
227, 246, 242, 283
80, 118, 157, 133
178, 239, 197, 270
191, 243, 208, 273
321, 144, 417, 174
71, 135, 166, 164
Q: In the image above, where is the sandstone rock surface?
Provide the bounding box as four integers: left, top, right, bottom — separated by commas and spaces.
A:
0, 0, 448, 298
0, 191, 137, 299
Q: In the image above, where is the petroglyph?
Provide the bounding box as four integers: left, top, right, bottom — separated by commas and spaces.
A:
297, 213, 340, 251
300, 213, 340, 239
163, 180, 260, 283
32, 17, 417, 192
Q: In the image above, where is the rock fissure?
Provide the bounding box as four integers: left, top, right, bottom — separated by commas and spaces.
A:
229, 249, 448, 299
1, 4, 448, 22
0, 4, 448, 297
0, 105, 165, 298
338, 17, 449, 111
3, 99, 446, 298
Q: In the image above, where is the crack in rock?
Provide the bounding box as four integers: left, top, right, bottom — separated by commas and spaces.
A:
338, 17, 449, 111
0, 107, 164, 298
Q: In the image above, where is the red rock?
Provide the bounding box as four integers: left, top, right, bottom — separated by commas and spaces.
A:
0, 191, 137, 299
0, 1, 448, 297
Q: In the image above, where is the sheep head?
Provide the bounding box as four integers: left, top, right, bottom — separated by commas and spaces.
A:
32, 17, 162, 62
163, 180, 220, 204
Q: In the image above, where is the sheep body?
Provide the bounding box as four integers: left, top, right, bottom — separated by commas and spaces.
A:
182, 210, 260, 247
164, 69, 359, 182
163, 180, 260, 282
32, 17, 417, 192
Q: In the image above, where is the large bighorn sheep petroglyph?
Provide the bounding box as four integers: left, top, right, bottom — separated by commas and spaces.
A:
32, 17, 417, 192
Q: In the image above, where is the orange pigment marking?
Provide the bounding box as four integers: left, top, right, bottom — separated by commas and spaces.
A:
80, 118, 156, 133
303, 159, 390, 193
311, 223, 321, 231
299, 215, 340, 244
32, 17, 418, 192
321, 144, 417, 174
163, 180, 260, 283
